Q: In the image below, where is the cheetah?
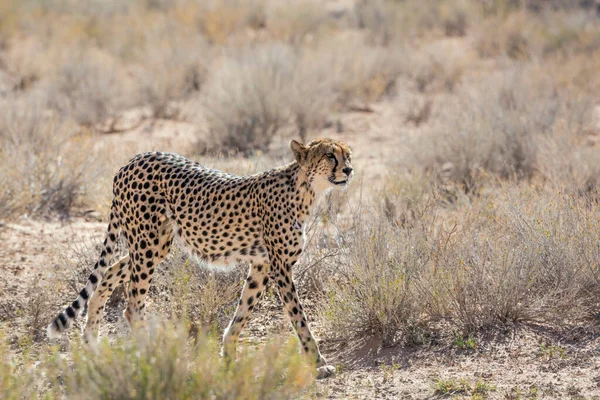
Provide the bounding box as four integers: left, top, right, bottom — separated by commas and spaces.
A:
48, 138, 353, 377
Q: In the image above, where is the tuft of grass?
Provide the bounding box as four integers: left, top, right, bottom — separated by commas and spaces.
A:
1, 322, 315, 399
434, 377, 496, 397
0, 331, 37, 400
48, 322, 315, 399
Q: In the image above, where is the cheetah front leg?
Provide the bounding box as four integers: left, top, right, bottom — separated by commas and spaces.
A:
222, 263, 269, 360
268, 252, 335, 379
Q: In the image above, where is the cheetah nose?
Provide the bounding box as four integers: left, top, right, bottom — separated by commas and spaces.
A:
342, 167, 353, 176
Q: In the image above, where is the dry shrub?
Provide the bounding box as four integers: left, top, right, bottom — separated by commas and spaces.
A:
0, 37, 44, 92
475, 8, 600, 60
418, 67, 560, 193
48, 47, 126, 127
0, 332, 37, 400
323, 177, 600, 340
354, 0, 475, 43
131, 16, 209, 118
23, 282, 61, 342
475, 11, 536, 59
198, 0, 266, 44
405, 42, 470, 93
322, 208, 431, 346
422, 189, 600, 332
267, 0, 329, 46
318, 38, 403, 105
0, 95, 96, 219
536, 116, 600, 196
202, 44, 295, 153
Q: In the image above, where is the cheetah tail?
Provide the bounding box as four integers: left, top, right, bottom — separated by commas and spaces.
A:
47, 208, 120, 339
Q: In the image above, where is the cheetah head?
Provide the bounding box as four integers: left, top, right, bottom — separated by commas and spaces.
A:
290, 138, 353, 190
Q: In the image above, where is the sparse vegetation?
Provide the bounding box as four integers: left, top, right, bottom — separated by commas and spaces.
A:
1, 0, 600, 398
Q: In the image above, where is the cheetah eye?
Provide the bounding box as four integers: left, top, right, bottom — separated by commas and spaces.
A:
326, 153, 335, 160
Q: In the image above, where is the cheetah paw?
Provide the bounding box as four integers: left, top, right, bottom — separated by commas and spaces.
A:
316, 365, 336, 379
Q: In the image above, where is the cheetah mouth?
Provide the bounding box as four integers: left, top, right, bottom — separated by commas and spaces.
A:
330, 179, 348, 186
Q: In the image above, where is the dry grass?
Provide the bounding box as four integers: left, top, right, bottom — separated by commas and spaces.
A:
416, 67, 568, 193
322, 208, 430, 346
151, 246, 245, 332
0, 95, 98, 219
1, 322, 315, 400
202, 44, 295, 153
322, 182, 600, 341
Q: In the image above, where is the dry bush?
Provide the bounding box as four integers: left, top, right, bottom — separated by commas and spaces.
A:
0, 95, 97, 219
0, 332, 37, 400
322, 208, 432, 346
404, 42, 470, 93
267, 0, 329, 46
421, 189, 600, 332
0, 37, 45, 92
536, 118, 600, 196
202, 44, 295, 153
418, 68, 560, 193
22, 282, 61, 342
318, 38, 404, 105
47, 47, 127, 127
354, 0, 476, 43
322, 178, 600, 340
198, 0, 266, 45
288, 49, 341, 142
131, 18, 208, 118
52, 324, 315, 400
475, 8, 600, 60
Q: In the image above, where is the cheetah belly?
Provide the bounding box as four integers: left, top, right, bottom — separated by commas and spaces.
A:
178, 236, 270, 270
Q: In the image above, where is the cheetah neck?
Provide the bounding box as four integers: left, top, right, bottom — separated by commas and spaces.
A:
287, 162, 328, 227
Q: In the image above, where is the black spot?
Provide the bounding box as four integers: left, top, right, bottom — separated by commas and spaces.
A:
80, 288, 89, 300
89, 274, 98, 284
248, 281, 258, 289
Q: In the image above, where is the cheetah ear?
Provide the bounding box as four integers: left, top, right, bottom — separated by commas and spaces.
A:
290, 140, 307, 164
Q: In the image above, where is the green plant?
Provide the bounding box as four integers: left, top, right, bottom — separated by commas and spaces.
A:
453, 334, 477, 350
539, 343, 566, 360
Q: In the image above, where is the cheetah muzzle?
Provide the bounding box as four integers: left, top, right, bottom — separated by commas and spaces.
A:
48, 138, 353, 378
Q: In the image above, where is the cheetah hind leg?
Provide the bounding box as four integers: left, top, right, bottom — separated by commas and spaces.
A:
83, 255, 131, 344
123, 219, 174, 331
